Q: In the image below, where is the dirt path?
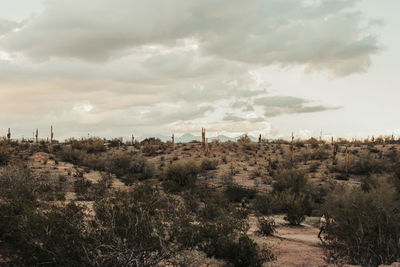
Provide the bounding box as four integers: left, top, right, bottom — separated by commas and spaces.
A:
248, 215, 326, 267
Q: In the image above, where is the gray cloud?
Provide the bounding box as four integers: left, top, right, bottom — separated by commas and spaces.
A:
0, 18, 19, 36
254, 96, 341, 117
231, 101, 255, 112
0, 0, 379, 75
0, 0, 381, 138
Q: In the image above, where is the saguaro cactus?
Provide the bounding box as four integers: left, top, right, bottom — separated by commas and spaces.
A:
172, 133, 175, 151
35, 129, 39, 143
7, 128, 10, 142
332, 140, 338, 164
132, 135, 135, 145
201, 128, 206, 148
258, 134, 261, 143
50, 126, 54, 145
254, 149, 257, 165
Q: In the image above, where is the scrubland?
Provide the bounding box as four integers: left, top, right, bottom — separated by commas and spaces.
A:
0, 135, 399, 266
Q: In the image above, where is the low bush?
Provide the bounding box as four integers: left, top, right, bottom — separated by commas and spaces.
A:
225, 183, 256, 203
68, 137, 106, 153
163, 160, 200, 189
252, 193, 274, 215
0, 147, 10, 165
200, 158, 218, 170
322, 177, 400, 266
258, 217, 276, 236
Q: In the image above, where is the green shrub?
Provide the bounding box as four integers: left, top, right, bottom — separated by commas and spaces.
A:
211, 235, 272, 267
0, 201, 93, 266
252, 193, 274, 215
200, 157, 218, 170
94, 185, 179, 266
322, 178, 400, 266
69, 137, 106, 153
164, 160, 200, 188
107, 151, 156, 181
0, 147, 10, 165
0, 165, 66, 202
273, 169, 309, 195
225, 183, 256, 203
73, 177, 92, 197
282, 193, 310, 225
258, 217, 276, 236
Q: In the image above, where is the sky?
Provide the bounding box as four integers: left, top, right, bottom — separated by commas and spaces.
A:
0, 0, 399, 141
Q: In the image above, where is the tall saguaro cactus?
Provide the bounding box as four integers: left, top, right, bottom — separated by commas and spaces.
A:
258, 134, 261, 143
172, 133, 175, 151
132, 135, 135, 145
50, 126, 54, 145
7, 128, 11, 142
201, 128, 206, 148
35, 129, 39, 143
332, 139, 338, 164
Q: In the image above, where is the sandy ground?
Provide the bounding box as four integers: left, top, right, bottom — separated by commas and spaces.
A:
248, 215, 327, 267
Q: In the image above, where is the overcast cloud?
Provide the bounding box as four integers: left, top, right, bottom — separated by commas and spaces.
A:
0, 0, 397, 140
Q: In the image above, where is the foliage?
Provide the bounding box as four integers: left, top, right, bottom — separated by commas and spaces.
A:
200, 157, 218, 170
68, 137, 106, 153
163, 160, 200, 189
0, 146, 10, 165
225, 183, 256, 203
258, 217, 276, 236
322, 177, 400, 266
272, 170, 312, 225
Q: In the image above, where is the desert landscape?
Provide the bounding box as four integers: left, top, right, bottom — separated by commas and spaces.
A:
1, 0, 400, 266
0, 132, 399, 266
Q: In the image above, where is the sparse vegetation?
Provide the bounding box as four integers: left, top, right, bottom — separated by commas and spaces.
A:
0, 135, 399, 266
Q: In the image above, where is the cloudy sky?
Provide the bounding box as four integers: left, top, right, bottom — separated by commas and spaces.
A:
1, 0, 399, 140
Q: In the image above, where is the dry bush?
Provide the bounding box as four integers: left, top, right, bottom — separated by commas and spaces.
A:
322, 177, 400, 266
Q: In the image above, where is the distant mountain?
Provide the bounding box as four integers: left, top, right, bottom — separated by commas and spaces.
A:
131, 133, 259, 143
175, 133, 201, 143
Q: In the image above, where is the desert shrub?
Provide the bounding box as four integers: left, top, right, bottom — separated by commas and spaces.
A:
0, 201, 93, 266
83, 153, 107, 171
252, 193, 274, 215
307, 137, 321, 149
258, 217, 276, 236
94, 185, 179, 266
273, 169, 308, 195
107, 138, 122, 148
58, 146, 87, 165
322, 178, 400, 266
107, 151, 156, 181
225, 183, 256, 203
237, 134, 251, 144
163, 160, 200, 189
69, 137, 106, 153
140, 137, 167, 156
200, 157, 218, 170
309, 148, 330, 160
352, 154, 384, 174
73, 177, 92, 199
0, 165, 66, 202
0, 147, 10, 165
272, 170, 313, 225
282, 192, 311, 225
209, 235, 272, 267
309, 161, 321, 172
